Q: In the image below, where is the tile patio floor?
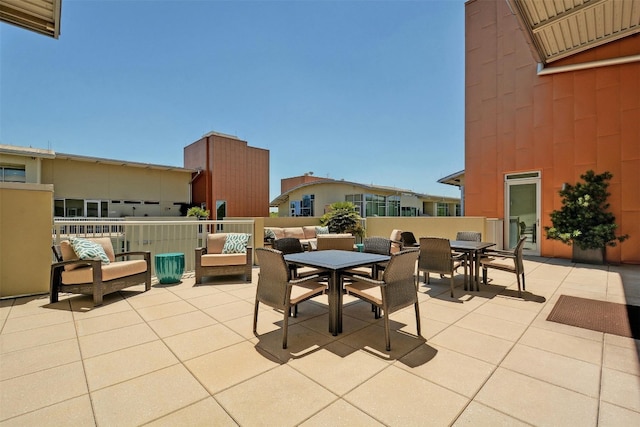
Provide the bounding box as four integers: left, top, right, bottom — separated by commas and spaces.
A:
1, 257, 639, 426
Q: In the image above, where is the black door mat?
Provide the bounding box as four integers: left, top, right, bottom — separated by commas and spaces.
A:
546, 295, 640, 339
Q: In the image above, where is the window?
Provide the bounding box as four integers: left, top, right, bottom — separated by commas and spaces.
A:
0, 165, 26, 183
345, 194, 363, 216
54, 199, 65, 217
365, 194, 386, 217
437, 203, 450, 216
387, 196, 400, 216
216, 200, 226, 220
300, 194, 314, 216
455, 204, 461, 216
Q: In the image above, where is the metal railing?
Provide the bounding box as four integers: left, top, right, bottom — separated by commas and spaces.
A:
52, 219, 255, 275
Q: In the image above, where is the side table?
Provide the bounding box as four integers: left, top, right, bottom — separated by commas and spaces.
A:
155, 252, 185, 284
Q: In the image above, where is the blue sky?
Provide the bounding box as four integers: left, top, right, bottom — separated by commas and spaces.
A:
1, 0, 465, 201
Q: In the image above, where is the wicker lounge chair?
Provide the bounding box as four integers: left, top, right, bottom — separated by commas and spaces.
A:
50, 237, 151, 306
195, 233, 252, 283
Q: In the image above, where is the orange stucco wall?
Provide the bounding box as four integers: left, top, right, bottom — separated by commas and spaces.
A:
464, 0, 639, 264
184, 134, 269, 218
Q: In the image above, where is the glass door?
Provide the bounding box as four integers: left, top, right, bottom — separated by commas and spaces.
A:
505, 172, 540, 255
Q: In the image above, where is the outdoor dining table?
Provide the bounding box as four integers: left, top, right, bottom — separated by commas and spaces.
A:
284, 249, 390, 336
449, 240, 496, 291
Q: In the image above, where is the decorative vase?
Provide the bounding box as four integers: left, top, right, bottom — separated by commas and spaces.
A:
572, 246, 604, 265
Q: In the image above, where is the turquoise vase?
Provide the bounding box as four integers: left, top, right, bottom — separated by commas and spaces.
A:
155, 253, 185, 284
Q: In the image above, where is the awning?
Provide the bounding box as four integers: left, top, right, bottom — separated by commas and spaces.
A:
0, 0, 61, 38
507, 0, 640, 64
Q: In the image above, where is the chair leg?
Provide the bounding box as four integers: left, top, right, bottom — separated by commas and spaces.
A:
253, 300, 259, 333
450, 275, 454, 298
414, 302, 421, 337
383, 311, 391, 351
482, 267, 488, 285
522, 273, 526, 291
516, 275, 522, 298
282, 304, 290, 349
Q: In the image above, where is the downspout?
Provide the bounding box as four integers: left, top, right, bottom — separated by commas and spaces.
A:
537, 54, 640, 75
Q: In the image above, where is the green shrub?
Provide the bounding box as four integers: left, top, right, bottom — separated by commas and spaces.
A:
545, 170, 628, 250
320, 202, 365, 237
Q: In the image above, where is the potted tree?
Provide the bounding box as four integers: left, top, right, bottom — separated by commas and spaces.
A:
320, 202, 365, 238
544, 170, 628, 264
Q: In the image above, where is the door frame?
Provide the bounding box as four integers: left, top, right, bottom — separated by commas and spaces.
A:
504, 171, 541, 256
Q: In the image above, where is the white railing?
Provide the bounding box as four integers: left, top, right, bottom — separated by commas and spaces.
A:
52, 219, 255, 275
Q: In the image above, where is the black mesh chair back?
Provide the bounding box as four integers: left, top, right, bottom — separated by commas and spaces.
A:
456, 231, 482, 242
400, 231, 418, 247
363, 237, 392, 255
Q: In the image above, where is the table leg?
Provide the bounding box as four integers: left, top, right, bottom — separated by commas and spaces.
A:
474, 250, 480, 291
328, 270, 340, 336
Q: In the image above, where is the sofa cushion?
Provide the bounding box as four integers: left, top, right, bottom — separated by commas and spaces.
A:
302, 226, 318, 239
284, 227, 305, 239
222, 233, 250, 254
201, 253, 247, 267
269, 227, 285, 239
70, 237, 110, 264
61, 260, 147, 285
207, 233, 228, 254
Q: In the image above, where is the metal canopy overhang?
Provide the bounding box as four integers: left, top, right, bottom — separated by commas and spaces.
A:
0, 0, 61, 38
507, 0, 640, 65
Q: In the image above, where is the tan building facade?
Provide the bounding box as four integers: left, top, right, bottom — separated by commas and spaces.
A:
184, 131, 270, 219
1, 144, 194, 218
271, 177, 460, 218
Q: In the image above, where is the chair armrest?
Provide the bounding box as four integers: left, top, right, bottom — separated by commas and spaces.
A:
481, 250, 515, 259
195, 247, 206, 255
115, 251, 150, 259
290, 274, 321, 285
350, 275, 385, 287
51, 258, 101, 270
452, 252, 467, 261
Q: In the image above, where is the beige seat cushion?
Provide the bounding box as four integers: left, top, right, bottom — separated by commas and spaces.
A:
201, 253, 247, 267
346, 281, 382, 305
302, 226, 317, 240
61, 260, 147, 285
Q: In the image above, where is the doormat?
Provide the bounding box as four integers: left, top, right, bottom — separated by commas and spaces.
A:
546, 295, 640, 339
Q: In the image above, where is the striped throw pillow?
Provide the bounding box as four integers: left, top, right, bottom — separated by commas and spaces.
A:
70, 237, 110, 264
222, 233, 250, 254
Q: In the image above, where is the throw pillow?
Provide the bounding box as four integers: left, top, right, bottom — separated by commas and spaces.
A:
222, 233, 250, 254
264, 228, 276, 240
70, 237, 110, 264
315, 226, 329, 235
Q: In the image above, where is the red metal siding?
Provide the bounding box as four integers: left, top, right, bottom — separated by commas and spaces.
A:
185, 134, 269, 218
465, 0, 640, 263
